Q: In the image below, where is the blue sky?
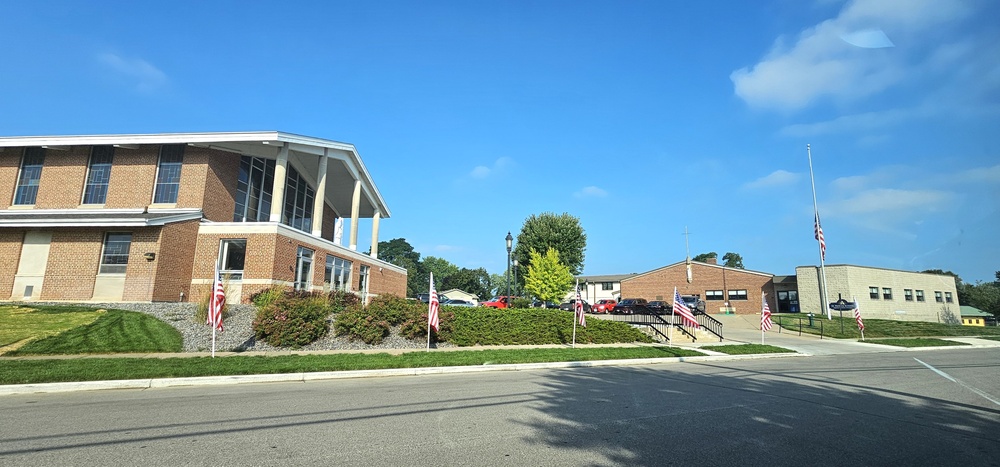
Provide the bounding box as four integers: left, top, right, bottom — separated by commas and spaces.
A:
2, 0, 998, 283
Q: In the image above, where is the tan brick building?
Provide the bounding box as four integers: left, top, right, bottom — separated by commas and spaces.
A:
0, 131, 406, 304
620, 258, 775, 315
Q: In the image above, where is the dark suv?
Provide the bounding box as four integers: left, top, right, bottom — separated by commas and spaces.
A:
559, 299, 591, 313
612, 298, 651, 315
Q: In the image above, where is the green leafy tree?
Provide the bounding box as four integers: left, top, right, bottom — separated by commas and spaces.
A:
963, 281, 1000, 318
423, 256, 460, 288
372, 238, 425, 297
441, 267, 492, 301
524, 248, 573, 303
513, 212, 587, 276
692, 252, 717, 262
488, 273, 508, 298
722, 252, 744, 269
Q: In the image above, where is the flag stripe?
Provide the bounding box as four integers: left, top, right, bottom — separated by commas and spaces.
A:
814, 213, 826, 261
672, 288, 699, 328
575, 281, 586, 327
854, 305, 864, 332
207, 270, 225, 331
428, 273, 440, 332
761, 296, 773, 332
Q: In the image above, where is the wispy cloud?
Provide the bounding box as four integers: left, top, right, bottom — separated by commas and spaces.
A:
743, 170, 800, 189
573, 186, 608, 198
731, 0, 972, 112
98, 52, 168, 92
469, 157, 514, 179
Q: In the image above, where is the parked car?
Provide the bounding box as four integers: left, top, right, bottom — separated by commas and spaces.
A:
416, 293, 449, 304
559, 299, 592, 313
612, 298, 651, 315
442, 299, 476, 307
647, 300, 670, 314
681, 295, 707, 313
481, 296, 516, 309
531, 300, 561, 309
592, 299, 617, 314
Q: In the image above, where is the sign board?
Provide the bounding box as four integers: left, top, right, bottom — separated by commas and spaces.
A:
829, 298, 856, 311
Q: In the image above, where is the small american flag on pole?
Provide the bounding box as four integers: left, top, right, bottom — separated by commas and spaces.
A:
854, 303, 864, 332
207, 268, 225, 332
672, 288, 699, 328
814, 213, 826, 261
428, 273, 440, 332
761, 296, 773, 332
575, 282, 586, 327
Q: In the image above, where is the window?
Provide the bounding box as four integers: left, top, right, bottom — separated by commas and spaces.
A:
945, 292, 953, 303
916, 290, 925, 302
282, 165, 315, 232
728, 289, 748, 301
99, 233, 132, 274
705, 290, 725, 301
14, 147, 45, 205
601, 282, 613, 291
153, 145, 184, 204
219, 239, 246, 281
904, 289, 913, 301
359, 265, 371, 301
82, 146, 114, 204
294, 246, 314, 291
233, 156, 275, 222
324, 255, 352, 292
935, 291, 943, 303
882, 288, 892, 300
869, 287, 880, 300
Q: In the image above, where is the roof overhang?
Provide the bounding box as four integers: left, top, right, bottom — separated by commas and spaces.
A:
0, 131, 390, 220
0, 208, 203, 228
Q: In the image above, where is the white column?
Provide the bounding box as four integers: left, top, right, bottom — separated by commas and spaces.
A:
269, 144, 289, 223
349, 179, 361, 250
370, 210, 381, 258
311, 150, 328, 237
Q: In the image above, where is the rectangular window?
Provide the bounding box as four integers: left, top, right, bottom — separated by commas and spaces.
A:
705, 290, 724, 301
945, 292, 953, 303
233, 156, 275, 222
601, 282, 613, 291
916, 290, 925, 302
99, 232, 132, 274
324, 255, 353, 292
294, 246, 314, 291
904, 289, 913, 301
882, 288, 892, 300
869, 287, 880, 300
935, 291, 943, 303
359, 265, 371, 301
727, 289, 748, 301
153, 145, 184, 204
282, 165, 315, 232
82, 146, 114, 204
219, 239, 246, 281
14, 147, 45, 205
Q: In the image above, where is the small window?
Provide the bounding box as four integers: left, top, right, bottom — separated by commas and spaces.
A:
935, 291, 943, 303
916, 290, 925, 302
904, 289, 913, 301
601, 282, 613, 291
869, 287, 879, 300
219, 239, 246, 281
99, 232, 132, 274
705, 290, 724, 301
727, 289, 748, 301
153, 145, 184, 204
945, 292, 953, 303
82, 146, 114, 204
882, 288, 892, 300
324, 255, 352, 292
294, 246, 314, 291
14, 147, 45, 205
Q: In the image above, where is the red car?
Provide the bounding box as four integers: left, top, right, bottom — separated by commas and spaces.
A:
593, 299, 617, 314
481, 296, 515, 309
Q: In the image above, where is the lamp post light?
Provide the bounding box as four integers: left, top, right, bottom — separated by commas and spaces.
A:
505, 232, 513, 302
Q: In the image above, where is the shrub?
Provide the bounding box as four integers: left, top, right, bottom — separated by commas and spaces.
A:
333, 294, 423, 344
251, 286, 288, 309
446, 308, 653, 346
400, 309, 455, 342
252, 293, 332, 348
510, 297, 532, 309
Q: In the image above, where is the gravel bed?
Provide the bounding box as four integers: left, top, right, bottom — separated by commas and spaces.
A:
8, 302, 453, 353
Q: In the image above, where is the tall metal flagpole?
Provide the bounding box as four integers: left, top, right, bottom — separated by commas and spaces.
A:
807, 144, 831, 320
571, 279, 578, 348
211, 260, 219, 358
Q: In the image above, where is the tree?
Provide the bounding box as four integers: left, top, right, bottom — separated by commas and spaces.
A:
513, 212, 587, 276
722, 252, 744, 269
963, 281, 1000, 319
441, 267, 492, 301
488, 273, 507, 298
372, 238, 425, 297
422, 256, 460, 288
524, 248, 573, 303
692, 252, 717, 262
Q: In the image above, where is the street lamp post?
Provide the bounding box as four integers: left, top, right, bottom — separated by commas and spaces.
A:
505, 232, 513, 302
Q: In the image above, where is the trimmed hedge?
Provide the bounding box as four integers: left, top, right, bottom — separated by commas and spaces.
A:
447, 308, 653, 346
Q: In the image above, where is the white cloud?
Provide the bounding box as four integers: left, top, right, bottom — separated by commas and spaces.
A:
952, 165, 1000, 184
743, 170, 800, 189
731, 0, 972, 111
830, 188, 954, 216
98, 53, 168, 92
468, 157, 513, 179
573, 186, 608, 198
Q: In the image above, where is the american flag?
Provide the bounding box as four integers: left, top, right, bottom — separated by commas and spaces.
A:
428, 273, 439, 332
207, 269, 225, 331
672, 288, 699, 328
814, 213, 826, 261
761, 295, 773, 332
854, 303, 864, 332
575, 281, 586, 327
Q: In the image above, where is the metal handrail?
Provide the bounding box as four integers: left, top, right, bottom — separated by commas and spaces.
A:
693, 312, 724, 341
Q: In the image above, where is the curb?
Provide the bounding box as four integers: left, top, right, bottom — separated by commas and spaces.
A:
0, 352, 805, 396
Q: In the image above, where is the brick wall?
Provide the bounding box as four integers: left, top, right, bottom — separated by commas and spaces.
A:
150, 220, 199, 301
35, 146, 89, 208
201, 149, 241, 222
0, 149, 20, 209
121, 228, 162, 301
621, 262, 775, 315
106, 146, 158, 208
39, 229, 103, 300
0, 229, 25, 298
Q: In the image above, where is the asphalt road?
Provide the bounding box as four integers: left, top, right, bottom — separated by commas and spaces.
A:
1, 349, 998, 466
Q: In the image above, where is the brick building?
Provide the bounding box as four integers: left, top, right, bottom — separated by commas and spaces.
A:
0, 131, 406, 304
620, 258, 775, 315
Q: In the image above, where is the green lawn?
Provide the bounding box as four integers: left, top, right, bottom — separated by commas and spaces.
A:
0, 346, 705, 385
979, 336, 1000, 342
701, 344, 792, 355
1, 305, 105, 351
866, 338, 970, 348
773, 314, 1000, 339
6, 308, 182, 356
